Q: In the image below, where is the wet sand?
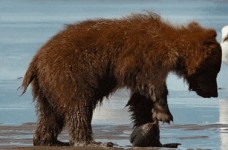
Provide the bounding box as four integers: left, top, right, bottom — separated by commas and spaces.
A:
0, 123, 165, 150
3, 147, 166, 150
0, 123, 127, 150
1, 122, 228, 150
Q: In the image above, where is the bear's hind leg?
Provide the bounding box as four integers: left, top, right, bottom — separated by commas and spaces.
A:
33, 95, 67, 146
66, 98, 94, 146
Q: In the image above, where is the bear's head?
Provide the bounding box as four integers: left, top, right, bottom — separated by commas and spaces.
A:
184, 24, 222, 98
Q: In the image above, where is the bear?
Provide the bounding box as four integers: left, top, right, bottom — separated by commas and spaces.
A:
21, 12, 221, 147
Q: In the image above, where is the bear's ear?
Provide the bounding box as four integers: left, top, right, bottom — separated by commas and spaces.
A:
187, 22, 202, 30
203, 30, 217, 45
207, 29, 217, 39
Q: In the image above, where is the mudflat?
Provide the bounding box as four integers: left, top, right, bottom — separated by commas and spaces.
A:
2, 122, 228, 150
0, 123, 166, 150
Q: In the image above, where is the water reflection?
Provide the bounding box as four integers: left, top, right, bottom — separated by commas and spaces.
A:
219, 99, 228, 150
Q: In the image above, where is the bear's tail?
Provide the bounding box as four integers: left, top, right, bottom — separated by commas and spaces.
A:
21, 60, 36, 95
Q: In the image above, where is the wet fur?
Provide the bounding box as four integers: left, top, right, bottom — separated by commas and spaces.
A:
22, 13, 221, 146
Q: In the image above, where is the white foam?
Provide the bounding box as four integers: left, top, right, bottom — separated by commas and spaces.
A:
221, 25, 228, 64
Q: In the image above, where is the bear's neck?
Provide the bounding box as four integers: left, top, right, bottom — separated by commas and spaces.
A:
168, 35, 196, 78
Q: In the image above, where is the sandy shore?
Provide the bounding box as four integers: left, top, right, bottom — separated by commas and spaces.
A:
1, 122, 228, 150
0, 123, 165, 150
0, 123, 182, 150
2, 146, 169, 150
0, 123, 131, 150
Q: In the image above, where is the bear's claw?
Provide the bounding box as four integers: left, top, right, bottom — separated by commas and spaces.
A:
152, 110, 173, 123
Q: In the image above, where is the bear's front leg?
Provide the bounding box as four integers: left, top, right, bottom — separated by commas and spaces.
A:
148, 83, 173, 123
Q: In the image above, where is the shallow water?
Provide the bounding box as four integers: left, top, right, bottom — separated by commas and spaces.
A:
0, 0, 228, 149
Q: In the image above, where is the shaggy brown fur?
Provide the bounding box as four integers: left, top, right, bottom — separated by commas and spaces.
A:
21, 13, 221, 146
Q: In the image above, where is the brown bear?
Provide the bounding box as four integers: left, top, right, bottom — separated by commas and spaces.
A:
21, 12, 221, 147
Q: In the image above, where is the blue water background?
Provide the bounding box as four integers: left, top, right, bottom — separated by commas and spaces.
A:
0, 0, 228, 149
